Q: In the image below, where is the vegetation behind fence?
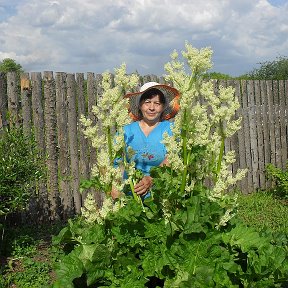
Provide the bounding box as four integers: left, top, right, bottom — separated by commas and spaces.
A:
0, 72, 287, 220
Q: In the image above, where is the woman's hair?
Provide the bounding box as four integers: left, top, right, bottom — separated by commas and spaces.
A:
139, 88, 166, 105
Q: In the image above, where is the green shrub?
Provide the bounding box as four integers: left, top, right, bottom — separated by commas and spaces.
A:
265, 163, 288, 199
0, 124, 44, 216
243, 55, 288, 80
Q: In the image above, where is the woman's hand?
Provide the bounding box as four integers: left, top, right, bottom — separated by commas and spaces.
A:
134, 175, 153, 196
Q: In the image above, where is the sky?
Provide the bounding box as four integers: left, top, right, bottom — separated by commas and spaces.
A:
0, 0, 287, 77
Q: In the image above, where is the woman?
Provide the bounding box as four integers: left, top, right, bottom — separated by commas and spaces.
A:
112, 82, 180, 199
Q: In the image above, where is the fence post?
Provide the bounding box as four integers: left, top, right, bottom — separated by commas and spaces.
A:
67, 73, 81, 214
266, 80, 276, 167
247, 80, 259, 189
254, 80, 265, 188
273, 80, 282, 169
7, 72, 20, 126
55, 72, 73, 218
76, 73, 89, 202
87, 72, 97, 166
43, 71, 60, 221
260, 80, 271, 189
20, 73, 32, 137
278, 80, 287, 168
31, 72, 50, 220
227, 80, 240, 176
0, 72, 7, 131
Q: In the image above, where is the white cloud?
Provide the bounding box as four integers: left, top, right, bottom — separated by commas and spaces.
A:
0, 0, 287, 76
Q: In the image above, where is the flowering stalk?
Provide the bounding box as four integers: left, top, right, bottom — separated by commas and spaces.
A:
80, 64, 139, 197
215, 121, 225, 181
163, 41, 247, 227
107, 126, 113, 163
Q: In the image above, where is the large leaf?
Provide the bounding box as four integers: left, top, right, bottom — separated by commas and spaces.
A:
141, 242, 171, 277
53, 249, 84, 287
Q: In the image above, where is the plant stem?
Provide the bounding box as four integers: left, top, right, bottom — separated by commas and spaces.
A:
129, 178, 145, 211
215, 122, 225, 180
180, 109, 188, 194
107, 126, 113, 163
192, 242, 201, 275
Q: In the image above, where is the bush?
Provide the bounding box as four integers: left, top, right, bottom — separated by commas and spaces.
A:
265, 163, 288, 199
243, 56, 288, 80
0, 124, 44, 216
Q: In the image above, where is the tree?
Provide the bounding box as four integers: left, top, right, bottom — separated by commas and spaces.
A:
243, 56, 288, 80
203, 71, 232, 80
0, 58, 23, 73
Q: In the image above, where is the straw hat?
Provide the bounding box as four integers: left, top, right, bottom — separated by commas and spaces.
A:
124, 82, 180, 121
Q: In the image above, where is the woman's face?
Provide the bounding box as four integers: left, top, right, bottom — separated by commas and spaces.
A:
139, 94, 164, 124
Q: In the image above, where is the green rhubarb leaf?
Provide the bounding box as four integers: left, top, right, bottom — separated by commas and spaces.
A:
81, 224, 106, 244
222, 223, 269, 251
141, 243, 171, 277
52, 226, 72, 245
86, 264, 113, 286
53, 249, 84, 287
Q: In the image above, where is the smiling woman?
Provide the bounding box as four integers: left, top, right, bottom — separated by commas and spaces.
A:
138, 88, 166, 127
111, 82, 180, 199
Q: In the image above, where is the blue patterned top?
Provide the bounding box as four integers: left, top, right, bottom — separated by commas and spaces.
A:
123, 120, 173, 176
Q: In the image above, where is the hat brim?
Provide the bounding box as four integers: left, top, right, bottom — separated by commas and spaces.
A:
124, 84, 180, 121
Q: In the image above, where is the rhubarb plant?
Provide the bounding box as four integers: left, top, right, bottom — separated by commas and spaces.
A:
52, 43, 288, 288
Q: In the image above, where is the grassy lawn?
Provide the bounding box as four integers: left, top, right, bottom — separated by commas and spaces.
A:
0, 191, 287, 287
237, 190, 288, 233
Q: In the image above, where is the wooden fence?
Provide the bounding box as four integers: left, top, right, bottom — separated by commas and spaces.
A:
0, 72, 287, 221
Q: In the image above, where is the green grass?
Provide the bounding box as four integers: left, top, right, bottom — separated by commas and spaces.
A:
237, 190, 288, 233
0, 222, 64, 288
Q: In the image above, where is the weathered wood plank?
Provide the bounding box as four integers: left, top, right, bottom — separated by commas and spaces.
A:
55, 72, 72, 217
67, 73, 81, 214
259, 80, 271, 189
87, 72, 97, 167
266, 80, 276, 166
254, 80, 265, 188
43, 71, 60, 221
7, 72, 20, 126
247, 80, 259, 189
241, 80, 254, 193
76, 73, 90, 202
20, 73, 32, 137
227, 80, 240, 175
31, 72, 49, 220
273, 80, 282, 169
0, 72, 8, 130
278, 80, 287, 169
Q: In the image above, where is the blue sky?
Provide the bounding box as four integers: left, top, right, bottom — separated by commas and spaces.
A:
0, 0, 287, 77
268, 0, 287, 6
